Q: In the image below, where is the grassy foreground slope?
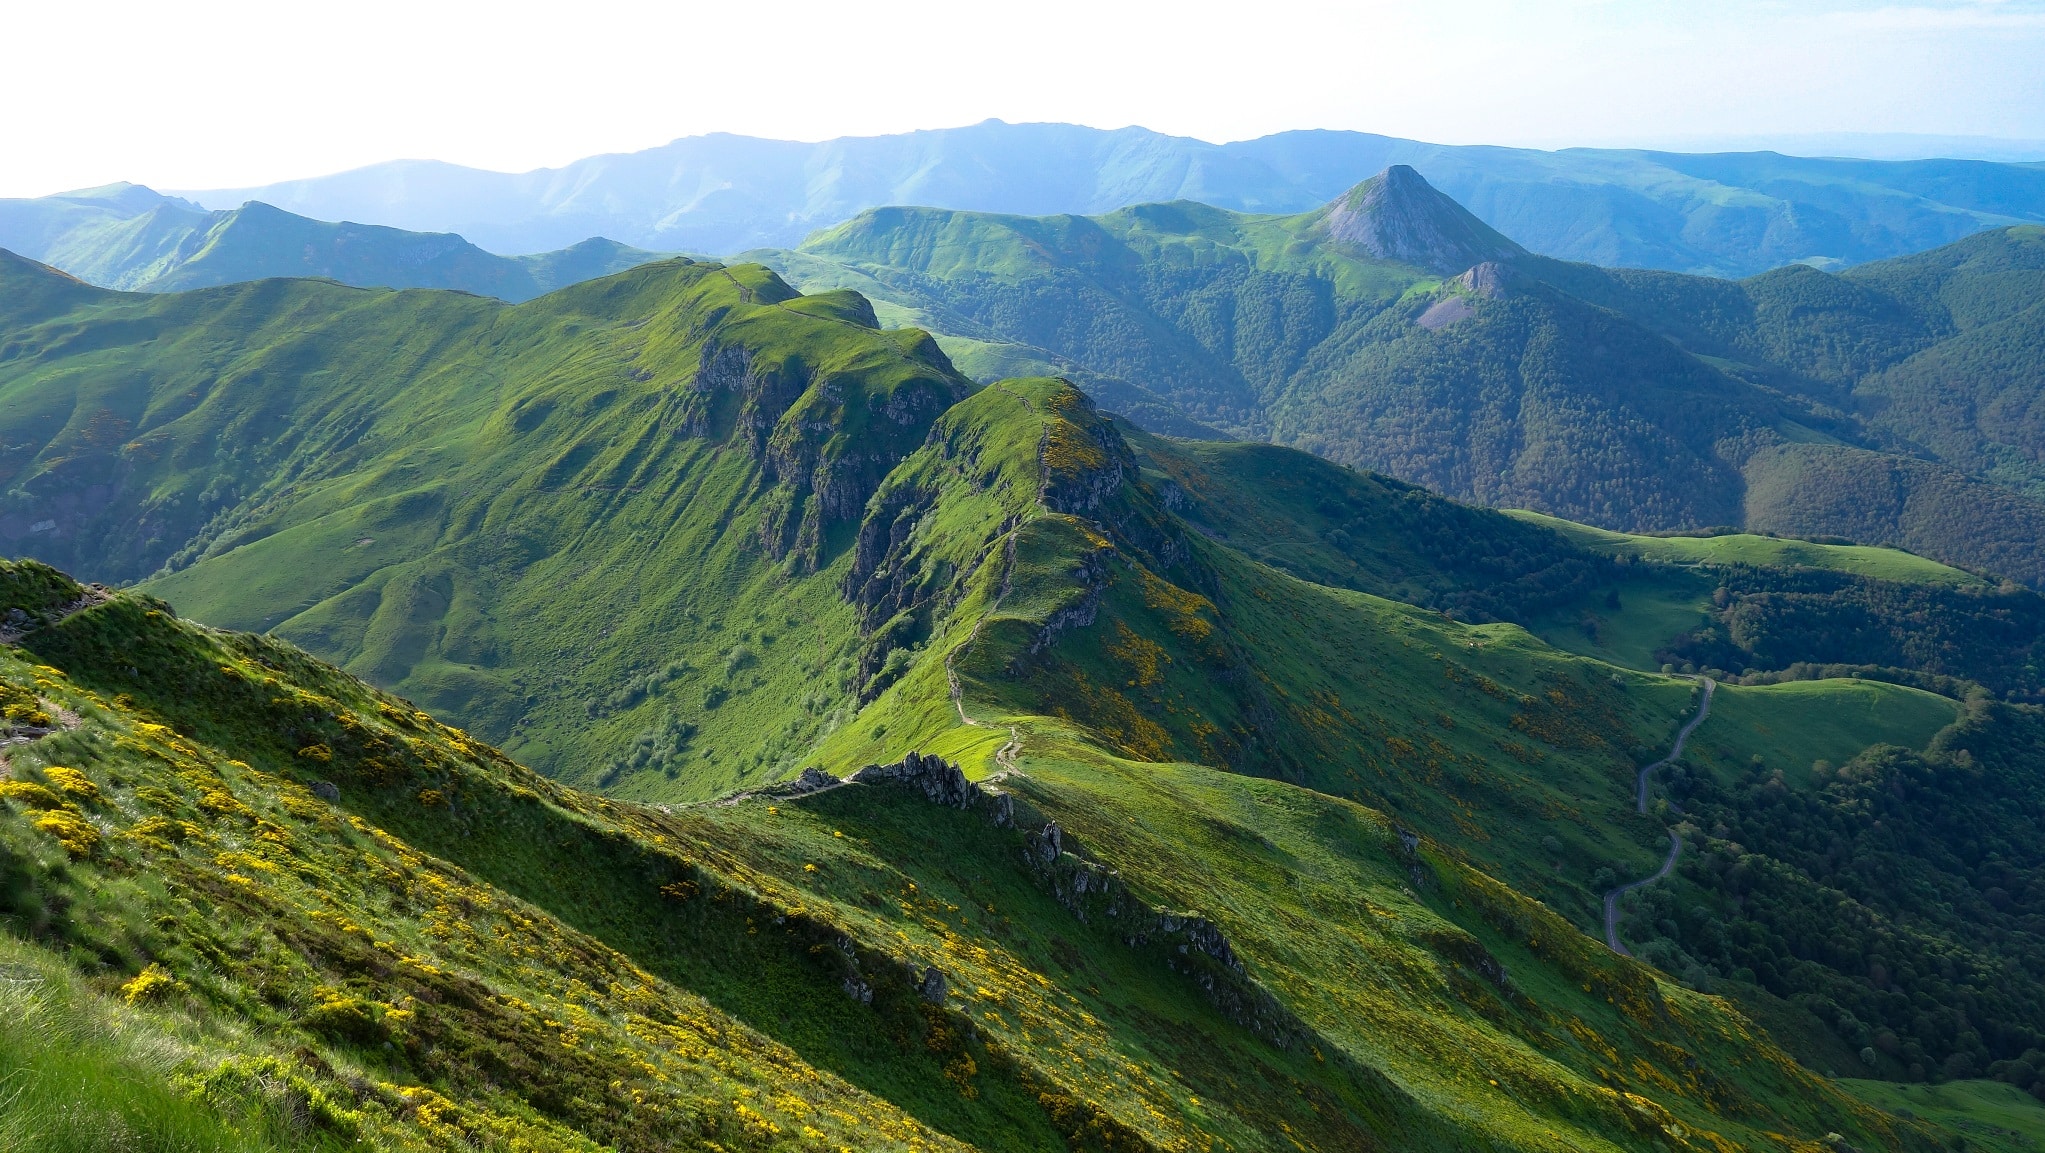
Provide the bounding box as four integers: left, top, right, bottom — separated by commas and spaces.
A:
1, 554, 1935, 1153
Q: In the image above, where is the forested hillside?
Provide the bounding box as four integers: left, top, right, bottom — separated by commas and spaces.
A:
760, 179, 2045, 584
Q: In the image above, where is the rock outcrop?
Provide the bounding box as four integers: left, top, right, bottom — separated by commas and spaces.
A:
844, 750, 1313, 1050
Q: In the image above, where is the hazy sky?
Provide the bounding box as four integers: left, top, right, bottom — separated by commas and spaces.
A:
5, 0, 2043, 197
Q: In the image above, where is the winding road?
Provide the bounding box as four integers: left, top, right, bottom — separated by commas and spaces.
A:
1603, 677, 1715, 955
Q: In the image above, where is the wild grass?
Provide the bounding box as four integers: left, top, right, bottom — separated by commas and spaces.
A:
1837, 1079, 2045, 1153
1683, 679, 1962, 785
1507, 510, 1983, 587
0, 937, 314, 1153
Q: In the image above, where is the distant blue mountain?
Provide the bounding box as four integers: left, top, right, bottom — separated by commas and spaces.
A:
0, 185, 670, 300
174, 120, 2045, 276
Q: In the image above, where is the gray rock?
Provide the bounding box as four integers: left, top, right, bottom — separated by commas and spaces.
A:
787, 767, 839, 794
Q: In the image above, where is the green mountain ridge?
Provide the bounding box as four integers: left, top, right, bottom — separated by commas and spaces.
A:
752, 176, 2045, 586
5, 250, 2045, 1147
0, 184, 671, 300
172, 121, 2045, 274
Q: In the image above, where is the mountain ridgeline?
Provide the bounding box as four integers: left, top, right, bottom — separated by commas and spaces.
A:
758, 168, 2045, 586
4, 243, 2045, 1149
0, 183, 671, 300
174, 120, 2045, 274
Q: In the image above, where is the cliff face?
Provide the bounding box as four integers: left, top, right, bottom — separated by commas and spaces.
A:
1316, 165, 1527, 274
681, 307, 971, 572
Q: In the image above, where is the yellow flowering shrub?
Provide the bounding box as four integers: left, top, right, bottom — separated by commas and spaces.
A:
122, 963, 180, 1004
42, 766, 98, 802
33, 808, 99, 857
0, 780, 64, 809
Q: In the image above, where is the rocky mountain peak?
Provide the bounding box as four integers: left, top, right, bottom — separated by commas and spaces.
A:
1316, 165, 1526, 274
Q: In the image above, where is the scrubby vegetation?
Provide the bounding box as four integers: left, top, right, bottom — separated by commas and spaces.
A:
0, 547, 1938, 1152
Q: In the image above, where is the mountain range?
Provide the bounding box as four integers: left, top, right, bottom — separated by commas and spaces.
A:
0, 182, 670, 300
6, 161, 2044, 586
753, 166, 2045, 586
4, 126, 2045, 1150
6, 234, 2045, 1146
16, 119, 2033, 276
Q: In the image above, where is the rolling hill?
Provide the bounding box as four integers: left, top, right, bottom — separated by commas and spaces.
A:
755, 173, 2045, 585
5, 250, 2045, 1145
0, 183, 669, 300
174, 120, 2045, 275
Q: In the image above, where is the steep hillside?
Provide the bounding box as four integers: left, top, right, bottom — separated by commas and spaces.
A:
0, 250, 968, 786
765, 176, 2045, 584
0, 553, 1946, 1153
172, 121, 2045, 273
0, 189, 668, 299
6, 251, 2045, 1112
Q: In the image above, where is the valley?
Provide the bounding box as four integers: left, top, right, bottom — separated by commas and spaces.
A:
0, 198, 2042, 1150
756, 174, 2045, 588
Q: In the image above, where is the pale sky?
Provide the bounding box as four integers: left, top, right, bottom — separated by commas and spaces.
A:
4, 0, 2043, 198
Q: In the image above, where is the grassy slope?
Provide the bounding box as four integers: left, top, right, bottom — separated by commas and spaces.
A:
0, 935, 327, 1153
1, 556, 1937, 1153
0, 252, 967, 789
1837, 1080, 2045, 1153
1505, 510, 1983, 588
4, 598, 979, 1152
1681, 681, 1962, 787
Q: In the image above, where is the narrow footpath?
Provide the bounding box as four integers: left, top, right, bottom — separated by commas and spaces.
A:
1603, 677, 1715, 955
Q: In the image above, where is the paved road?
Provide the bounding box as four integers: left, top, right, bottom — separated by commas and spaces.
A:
1632, 677, 1715, 814
1604, 677, 1715, 954
1604, 831, 1684, 956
